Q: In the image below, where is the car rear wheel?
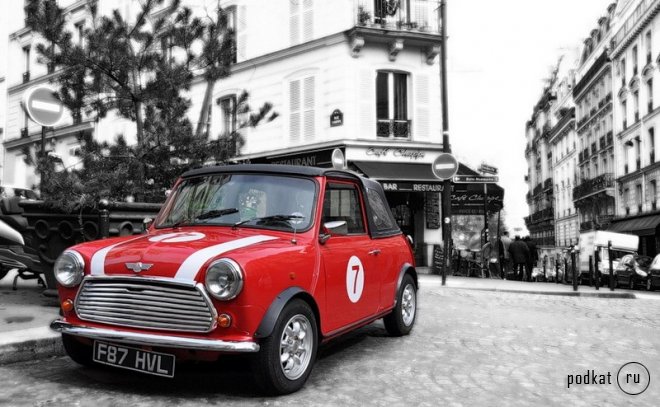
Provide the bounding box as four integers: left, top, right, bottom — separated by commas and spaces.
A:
61, 334, 93, 367
384, 274, 417, 336
252, 299, 317, 395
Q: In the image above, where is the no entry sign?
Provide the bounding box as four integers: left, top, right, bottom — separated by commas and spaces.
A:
22, 85, 64, 127
431, 153, 459, 180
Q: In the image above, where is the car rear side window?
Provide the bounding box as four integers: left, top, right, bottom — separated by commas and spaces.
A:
366, 188, 395, 231
322, 183, 365, 234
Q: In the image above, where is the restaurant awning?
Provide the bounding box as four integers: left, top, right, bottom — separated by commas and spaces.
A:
607, 215, 660, 236
352, 161, 480, 183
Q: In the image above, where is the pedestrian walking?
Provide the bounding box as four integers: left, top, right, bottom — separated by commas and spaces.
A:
524, 236, 538, 282
508, 235, 530, 281
498, 231, 512, 279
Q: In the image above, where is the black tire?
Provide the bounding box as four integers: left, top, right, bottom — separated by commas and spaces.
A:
61, 334, 93, 367
252, 299, 318, 395
0, 267, 9, 281
384, 274, 417, 336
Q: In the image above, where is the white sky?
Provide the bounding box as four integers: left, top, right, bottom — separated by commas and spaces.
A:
447, 0, 615, 233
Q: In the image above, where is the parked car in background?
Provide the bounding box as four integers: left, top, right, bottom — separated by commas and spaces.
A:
646, 254, 660, 291
49, 164, 418, 394
615, 254, 652, 290
575, 231, 639, 285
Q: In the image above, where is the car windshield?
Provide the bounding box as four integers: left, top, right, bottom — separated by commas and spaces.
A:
156, 173, 316, 231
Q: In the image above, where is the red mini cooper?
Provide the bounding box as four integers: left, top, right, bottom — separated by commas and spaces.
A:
50, 164, 418, 394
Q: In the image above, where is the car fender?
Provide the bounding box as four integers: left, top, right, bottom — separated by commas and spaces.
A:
254, 286, 318, 339
394, 263, 417, 305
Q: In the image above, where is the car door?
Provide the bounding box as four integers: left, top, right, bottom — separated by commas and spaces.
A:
319, 181, 380, 333
616, 255, 634, 285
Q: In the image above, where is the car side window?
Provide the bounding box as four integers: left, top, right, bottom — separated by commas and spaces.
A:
322, 183, 366, 234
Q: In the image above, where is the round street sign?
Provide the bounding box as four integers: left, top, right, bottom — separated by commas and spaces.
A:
22, 85, 64, 127
432, 153, 459, 180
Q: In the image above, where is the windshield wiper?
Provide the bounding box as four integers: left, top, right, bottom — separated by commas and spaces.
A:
195, 208, 239, 221
232, 214, 304, 230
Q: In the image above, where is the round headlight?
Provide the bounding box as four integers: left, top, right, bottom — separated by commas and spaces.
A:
54, 250, 85, 287
205, 259, 244, 300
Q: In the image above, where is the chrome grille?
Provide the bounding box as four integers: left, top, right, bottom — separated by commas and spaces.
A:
75, 277, 216, 333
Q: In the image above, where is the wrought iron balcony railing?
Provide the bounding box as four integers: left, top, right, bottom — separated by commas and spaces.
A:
357, 0, 440, 34
572, 173, 614, 201
377, 119, 411, 138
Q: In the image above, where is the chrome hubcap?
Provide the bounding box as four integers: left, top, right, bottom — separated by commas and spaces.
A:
401, 283, 416, 326
279, 314, 313, 380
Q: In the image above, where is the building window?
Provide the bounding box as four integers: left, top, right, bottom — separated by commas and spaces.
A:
621, 58, 626, 86
621, 100, 627, 129
376, 71, 410, 138
217, 95, 237, 136
75, 21, 85, 47
633, 91, 640, 122
289, 0, 313, 45
636, 184, 643, 212
22, 46, 30, 83
289, 75, 316, 142
646, 30, 653, 64
225, 6, 237, 64
650, 180, 657, 209
648, 79, 654, 113
633, 46, 638, 75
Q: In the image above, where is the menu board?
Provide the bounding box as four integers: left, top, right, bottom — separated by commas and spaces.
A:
432, 244, 443, 274
425, 193, 440, 229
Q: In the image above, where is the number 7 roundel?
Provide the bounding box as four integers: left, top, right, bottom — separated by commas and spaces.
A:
346, 256, 365, 303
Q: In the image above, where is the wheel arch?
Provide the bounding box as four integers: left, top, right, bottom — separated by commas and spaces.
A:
254, 287, 321, 339
395, 263, 418, 305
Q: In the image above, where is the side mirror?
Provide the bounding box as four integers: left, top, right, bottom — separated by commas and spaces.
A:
319, 220, 348, 244
143, 217, 154, 233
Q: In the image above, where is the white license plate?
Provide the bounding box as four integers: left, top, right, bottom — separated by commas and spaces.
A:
93, 341, 175, 378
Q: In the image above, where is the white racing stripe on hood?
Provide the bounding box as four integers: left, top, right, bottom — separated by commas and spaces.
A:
174, 235, 278, 281
90, 235, 146, 276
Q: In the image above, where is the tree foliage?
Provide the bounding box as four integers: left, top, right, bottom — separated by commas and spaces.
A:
24, 0, 276, 211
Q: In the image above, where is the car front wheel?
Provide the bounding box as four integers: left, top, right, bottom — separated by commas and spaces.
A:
252, 299, 318, 395
384, 274, 417, 336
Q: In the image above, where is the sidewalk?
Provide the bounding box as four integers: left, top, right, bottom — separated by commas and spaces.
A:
417, 266, 660, 299
1, 267, 657, 366
0, 269, 62, 364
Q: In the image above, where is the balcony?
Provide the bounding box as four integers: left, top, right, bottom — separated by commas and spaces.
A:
22, 71, 30, 83
543, 178, 552, 190
356, 0, 440, 34
572, 173, 614, 201
377, 119, 411, 138
533, 183, 543, 196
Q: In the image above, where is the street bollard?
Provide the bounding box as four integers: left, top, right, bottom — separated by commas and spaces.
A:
588, 255, 593, 287
594, 249, 600, 290
571, 249, 578, 292
608, 240, 614, 291
99, 208, 110, 239
543, 255, 547, 281
555, 258, 560, 284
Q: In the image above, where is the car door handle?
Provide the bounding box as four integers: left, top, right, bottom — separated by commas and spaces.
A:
368, 249, 381, 256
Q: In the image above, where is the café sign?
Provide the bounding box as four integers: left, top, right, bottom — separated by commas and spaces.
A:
346, 146, 431, 163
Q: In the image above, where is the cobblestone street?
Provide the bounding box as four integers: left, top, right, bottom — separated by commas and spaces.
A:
1, 275, 659, 406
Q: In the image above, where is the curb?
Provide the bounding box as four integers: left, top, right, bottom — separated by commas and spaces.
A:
446, 286, 637, 299
0, 327, 64, 365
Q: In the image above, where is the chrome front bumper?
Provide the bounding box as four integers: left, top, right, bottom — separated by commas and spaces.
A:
50, 319, 260, 353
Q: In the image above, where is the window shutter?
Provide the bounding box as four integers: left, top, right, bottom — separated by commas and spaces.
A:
238, 6, 247, 61
359, 70, 373, 136
290, 79, 301, 142
303, 0, 314, 42
415, 75, 430, 140
290, 1, 301, 45
303, 76, 316, 142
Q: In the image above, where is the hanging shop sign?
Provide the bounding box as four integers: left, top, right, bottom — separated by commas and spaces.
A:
252, 148, 338, 167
